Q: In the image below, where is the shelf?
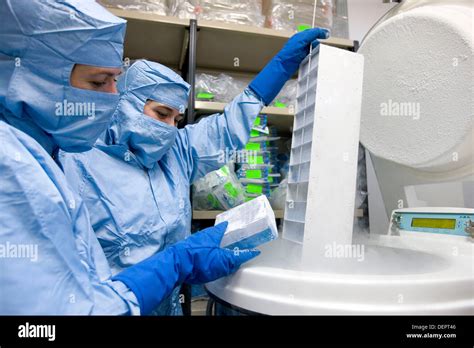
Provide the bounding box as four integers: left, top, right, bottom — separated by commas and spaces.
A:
108, 8, 190, 70
195, 101, 294, 116
193, 209, 363, 220
108, 8, 354, 74
196, 19, 353, 74
195, 101, 294, 135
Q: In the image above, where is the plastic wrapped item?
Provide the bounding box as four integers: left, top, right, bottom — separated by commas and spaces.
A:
192, 165, 246, 210
269, 178, 287, 210
252, 114, 268, 133
195, 73, 249, 103
355, 143, 368, 209
235, 151, 277, 166
277, 154, 290, 178
272, 79, 298, 108
332, 0, 349, 39
243, 183, 274, 198
249, 126, 280, 142
243, 141, 276, 153
238, 167, 281, 185
215, 195, 278, 250
169, 0, 265, 27
98, 0, 168, 15
269, 0, 333, 33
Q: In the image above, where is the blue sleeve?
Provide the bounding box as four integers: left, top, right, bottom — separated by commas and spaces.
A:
174, 87, 264, 183
0, 123, 140, 315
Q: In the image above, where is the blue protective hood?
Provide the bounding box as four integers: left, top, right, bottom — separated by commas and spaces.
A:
101, 60, 191, 169
0, 0, 126, 154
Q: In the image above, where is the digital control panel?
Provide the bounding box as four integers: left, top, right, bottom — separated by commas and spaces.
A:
390, 209, 474, 237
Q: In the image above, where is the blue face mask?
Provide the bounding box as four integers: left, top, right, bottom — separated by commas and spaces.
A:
111, 110, 178, 169
101, 60, 190, 168
22, 71, 121, 153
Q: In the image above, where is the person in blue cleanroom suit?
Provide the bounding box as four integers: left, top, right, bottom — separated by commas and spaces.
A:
0, 0, 261, 315
59, 24, 330, 318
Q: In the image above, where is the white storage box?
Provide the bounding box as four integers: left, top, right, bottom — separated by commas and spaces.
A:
215, 195, 278, 250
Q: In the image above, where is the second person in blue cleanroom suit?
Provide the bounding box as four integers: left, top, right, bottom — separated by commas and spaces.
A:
60, 30, 330, 315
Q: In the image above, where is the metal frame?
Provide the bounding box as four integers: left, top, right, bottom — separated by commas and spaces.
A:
182, 19, 198, 126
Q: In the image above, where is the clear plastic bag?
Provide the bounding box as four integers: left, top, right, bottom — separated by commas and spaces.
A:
195, 73, 250, 103
98, 0, 169, 15
270, 0, 333, 33
215, 195, 278, 250
192, 165, 247, 210
269, 178, 287, 210
355, 143, 368, 209
169, 0, 265, 27
332, 0, 349, 39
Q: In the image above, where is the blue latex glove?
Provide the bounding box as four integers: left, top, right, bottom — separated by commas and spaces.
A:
249, 28, 330, 105
112, 222, 260, 315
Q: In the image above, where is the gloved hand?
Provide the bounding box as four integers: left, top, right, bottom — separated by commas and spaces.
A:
249, 28, 330, 105
112, 222, 260, 315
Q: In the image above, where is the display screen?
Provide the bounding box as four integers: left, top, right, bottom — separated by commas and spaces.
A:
411, 218, 456, 230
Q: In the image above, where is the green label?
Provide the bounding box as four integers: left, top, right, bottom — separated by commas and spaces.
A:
274, 100, 287, 108
246, 169, 262, 179
196, 92, 214, 100
224, 182, 239, 198
250, 129, 261, 137
297, 24, 311, 32
246, 184, 263, 195
268, 176, 274, 183
219, 165, 230, 176
248, 155, 264, 165
254, 116, 261, 126
207, 194, 220, 209
245, 143, 261, 151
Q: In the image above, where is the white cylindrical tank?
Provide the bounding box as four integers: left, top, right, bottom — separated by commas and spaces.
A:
358, 0, 473, 172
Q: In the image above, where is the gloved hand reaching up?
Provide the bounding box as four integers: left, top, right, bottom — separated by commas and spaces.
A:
249, 27, 330, 105
113, 222, 259, 314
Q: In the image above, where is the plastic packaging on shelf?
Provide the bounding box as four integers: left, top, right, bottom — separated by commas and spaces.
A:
269, 178, 287, 210
169, 0, 265, 27
243, 183, 274, 198
252, 114, 268, 133
272, 79, 297, 109
332, 0, 349, 39
234, 151, 278, 166
355, 143, 368, 209
215, 195, 278, 250
269, 0, 333, 33
243, 141, 277, 153
192, 165, 246, 210
195, 73, 250, 103
238, 169, 281, 185
98, 0, 168, 15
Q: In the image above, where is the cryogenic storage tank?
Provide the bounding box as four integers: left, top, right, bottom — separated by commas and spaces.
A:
206, 0, 474, 315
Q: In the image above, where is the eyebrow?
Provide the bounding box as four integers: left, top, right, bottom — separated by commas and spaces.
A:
89, 72, 119, 78
154, 105, 174, 113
